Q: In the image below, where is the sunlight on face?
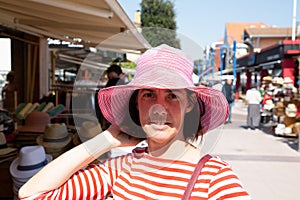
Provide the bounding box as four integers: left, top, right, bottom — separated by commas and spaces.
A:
137, 88, 192, 146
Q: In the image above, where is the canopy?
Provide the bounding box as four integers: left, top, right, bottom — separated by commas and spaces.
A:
0, 0, 151, 52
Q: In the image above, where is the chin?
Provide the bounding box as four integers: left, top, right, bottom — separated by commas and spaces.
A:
143, 125, 178, 142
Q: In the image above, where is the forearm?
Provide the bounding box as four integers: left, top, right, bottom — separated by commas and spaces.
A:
18, 131, 118, 198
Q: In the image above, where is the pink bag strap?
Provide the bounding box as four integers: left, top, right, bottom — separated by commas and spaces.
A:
182, 154, 212, 200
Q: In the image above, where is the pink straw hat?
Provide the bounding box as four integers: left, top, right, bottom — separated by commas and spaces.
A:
98, 44, 228, 137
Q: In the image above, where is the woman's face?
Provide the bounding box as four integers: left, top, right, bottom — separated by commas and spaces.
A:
137, 88, 193, 146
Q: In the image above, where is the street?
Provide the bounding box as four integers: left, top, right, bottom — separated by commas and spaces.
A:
211, 100, 300, 200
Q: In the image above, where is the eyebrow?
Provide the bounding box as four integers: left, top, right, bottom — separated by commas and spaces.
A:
140, 89, 185, 94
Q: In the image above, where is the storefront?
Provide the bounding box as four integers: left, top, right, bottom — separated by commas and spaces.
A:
235, 40, 300, 137
236, 40, 300, 93
0, 1, 151, 198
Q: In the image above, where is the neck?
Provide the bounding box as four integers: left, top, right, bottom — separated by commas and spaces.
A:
148, 139, 202, 163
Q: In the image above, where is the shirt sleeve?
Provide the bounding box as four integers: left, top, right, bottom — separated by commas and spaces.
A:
20, 156, 125, 200
208, 164, 252, 199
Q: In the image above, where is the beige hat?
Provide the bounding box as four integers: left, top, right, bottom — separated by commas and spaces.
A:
0, 132, 17, 156
73, 121, 102, 146
36, 123, 72, 150
263, 76, 272, 82
272, 77, 284, 85
285, 103, 297, 117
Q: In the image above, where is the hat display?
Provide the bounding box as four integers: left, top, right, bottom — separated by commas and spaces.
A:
285, 103, 297, 117
283, 77, 293, 84
0, 132, 17, 163
10, 145, 52, 179
274, 102, 285, 117
272, 77, 284, 85
73, 121, 102, 146
263, 76, 272, 82
284, 127, 292, 134
275, 123, 285, 135
41, 102, 54, 112
267, 84, 276, 91
17, 111, 51, 133
97, 44, 229, 137
9, 145, 52, 199
264, 100, 274, 110
292, 122, 300, 134
17, 103, 32, 120
36, 123, 73, 158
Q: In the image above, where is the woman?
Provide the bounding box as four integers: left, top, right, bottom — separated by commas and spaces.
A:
1, 71, 18, 112
19, 45, 250, 199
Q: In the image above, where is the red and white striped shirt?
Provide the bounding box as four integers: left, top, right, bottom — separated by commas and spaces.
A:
24, 150, 251, 200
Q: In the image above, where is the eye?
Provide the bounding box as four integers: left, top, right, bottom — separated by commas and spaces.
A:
167, 92, 179, 100
141, 91, 155, 99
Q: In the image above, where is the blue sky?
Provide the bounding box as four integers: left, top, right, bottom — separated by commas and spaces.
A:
118, 0, 298, 49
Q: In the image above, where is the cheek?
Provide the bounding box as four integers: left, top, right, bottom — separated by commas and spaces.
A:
137, 102, 150, 123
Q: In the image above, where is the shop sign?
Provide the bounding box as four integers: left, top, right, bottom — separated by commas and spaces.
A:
48, 39, 83, 48
236, 53, 256, 67
257, 45, 283, 64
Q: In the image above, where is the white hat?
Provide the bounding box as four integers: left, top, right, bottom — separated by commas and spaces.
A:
264, 100, 274, 110
285, 103, 297, 117
10, 146, 52, 179
284, 77, 293, 84
275, 123, 285, 135
284, 127, 292, 134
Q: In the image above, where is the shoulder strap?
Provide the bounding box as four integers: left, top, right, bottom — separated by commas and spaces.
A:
182, 154, 212, 200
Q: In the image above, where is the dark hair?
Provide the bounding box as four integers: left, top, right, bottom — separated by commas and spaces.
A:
107, 64, 123, 75
6, 71, 15, 82
120, 89, 204, 140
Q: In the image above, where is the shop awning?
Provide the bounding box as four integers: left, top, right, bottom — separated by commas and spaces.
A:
0, 0, 151, 52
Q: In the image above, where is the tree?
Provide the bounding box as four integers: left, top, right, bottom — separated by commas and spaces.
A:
140, 0, 180, 48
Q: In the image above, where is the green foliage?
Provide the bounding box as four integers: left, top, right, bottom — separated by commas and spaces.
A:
119, 62, 136, 69
140, 0, 180, 48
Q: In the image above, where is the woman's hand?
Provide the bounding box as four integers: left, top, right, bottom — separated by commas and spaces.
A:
106, 125, 142, 147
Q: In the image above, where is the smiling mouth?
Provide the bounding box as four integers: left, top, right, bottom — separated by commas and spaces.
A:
149, 122, 171, 130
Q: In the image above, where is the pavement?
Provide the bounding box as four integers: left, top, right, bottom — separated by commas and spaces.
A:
210, 100, 300, 200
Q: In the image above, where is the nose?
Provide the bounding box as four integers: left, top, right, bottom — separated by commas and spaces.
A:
149, 104, 167, 122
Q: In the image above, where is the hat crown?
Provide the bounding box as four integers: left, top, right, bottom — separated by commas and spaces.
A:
44, 123, 68, 139
19, 146, 46, 166
287, 103, 296, 110
80, 121, 102, 139
266, 100, 273, 104
132, 44, 194, 88
25, 111, 50, 126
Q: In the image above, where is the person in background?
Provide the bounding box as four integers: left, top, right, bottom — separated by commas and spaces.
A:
19, 44, 250, 199
1, 71, 17, 112
95, 64, 125, 130
104, 64, 125, 87
245, 85, 262, 130
222, 78, 234, 123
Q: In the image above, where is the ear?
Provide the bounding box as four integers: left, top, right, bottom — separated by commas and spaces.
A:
186, 93, 196, 113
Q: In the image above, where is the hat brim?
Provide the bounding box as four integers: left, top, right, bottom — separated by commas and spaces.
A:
98, 84, 229, 137
0, 147, 17, 156
17, 125, 45, 134
9, 154, 52, 179
36, 133, 73, 149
